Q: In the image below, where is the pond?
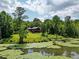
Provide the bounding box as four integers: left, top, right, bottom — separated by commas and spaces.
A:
20, 47, 79, 59
2, 43, 79, 59
0, 56, 7, 59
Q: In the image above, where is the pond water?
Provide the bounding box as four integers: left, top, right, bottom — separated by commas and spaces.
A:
6, 43, 79, 59
0, 56, 7, 59
20, 47, 79, 59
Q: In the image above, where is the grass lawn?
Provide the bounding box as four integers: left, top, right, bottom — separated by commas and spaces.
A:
0, 44, 15, 50
8, 32, 64, 43
1, 32, 79, 49
7, 41, 61, 49
2, 32, 79, 49
55, 38, 79, 48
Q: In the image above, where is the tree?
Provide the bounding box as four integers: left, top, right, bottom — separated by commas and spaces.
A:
19, 23, 27, 43
13, 7, 28, 44
65, 16, 76, 37
52, 15, 61, 39
13, 7, 28, 32
51, 15, 61, 45
44, 19, 52, 34
32, 18, 42, 27
41, 23, 46, 36
72, 19, 79, 38
0, 11, 13, 39
0, 13, 2, 39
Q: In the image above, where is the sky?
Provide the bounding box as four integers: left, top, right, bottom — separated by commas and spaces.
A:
0, 0, 79, 21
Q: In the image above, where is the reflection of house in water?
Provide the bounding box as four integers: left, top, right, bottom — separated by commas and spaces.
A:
27, 27, 41, 33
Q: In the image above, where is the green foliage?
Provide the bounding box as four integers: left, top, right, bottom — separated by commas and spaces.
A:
51, 15, 62, 34
0, 11, 13, 39
44, 19, 52, 33
41, 15, 79, 38
18, 23, 28, 44
64, 16, 79, 38
13, 7, 28, 44
0, 7, 79, 44
10, 34, 19, 43
9, 33, 65, 43
41, 23, 47, 36
31, 18, 42, 27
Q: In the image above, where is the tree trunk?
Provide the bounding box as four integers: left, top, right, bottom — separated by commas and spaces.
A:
19, 37, 24, 44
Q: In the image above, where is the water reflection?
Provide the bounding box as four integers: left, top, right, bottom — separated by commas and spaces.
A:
71, 52, 79, 59
28, 49, 33, 54
21, 48, 79, 59
62, 51, 67, 56
40, 50, 53, 56
0, 56, 7, 59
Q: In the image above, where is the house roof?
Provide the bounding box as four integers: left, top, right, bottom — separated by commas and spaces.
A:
28, 27, 40, 30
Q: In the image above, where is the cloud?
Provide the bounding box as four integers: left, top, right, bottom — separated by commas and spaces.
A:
0, 0, 79, 20
51, 0, 69, 6
50, 4, 79, 17
24, 0, 53, 15
0, 0, 23, 13
24, 0, 79, 19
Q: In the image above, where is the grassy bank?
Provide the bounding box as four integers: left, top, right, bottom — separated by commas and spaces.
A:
4, 33, 64, 43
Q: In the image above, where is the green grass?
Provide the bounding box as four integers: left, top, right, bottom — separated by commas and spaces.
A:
10, 34, 19, 43
9, 32, 64, 43
26, 41, 61, 48
9, 33, 47, 43
2, 32, 79, 49
69, 38, 79, 44
0, 49, 23, 59
0, 44, 15, 50
48, 34, 64, 40
24, 33, 43, 43
6, 32, 79, 48
7, 41, 61, 49
56, 41, 79, 47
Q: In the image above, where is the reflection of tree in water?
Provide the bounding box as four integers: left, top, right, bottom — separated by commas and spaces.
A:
40, 49, 54, 56
21, 48, 79, 59
0, 56, 7, 59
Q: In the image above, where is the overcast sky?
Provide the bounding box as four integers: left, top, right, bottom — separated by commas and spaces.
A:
0, 0, 79, 21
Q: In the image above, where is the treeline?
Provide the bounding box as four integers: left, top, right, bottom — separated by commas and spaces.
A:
28, 16, 79, 38
0, 7, 79, 43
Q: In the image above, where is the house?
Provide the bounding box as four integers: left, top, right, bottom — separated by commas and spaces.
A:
27, 27, 41, 33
